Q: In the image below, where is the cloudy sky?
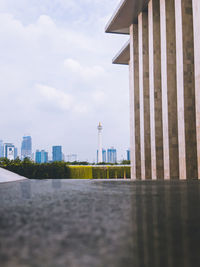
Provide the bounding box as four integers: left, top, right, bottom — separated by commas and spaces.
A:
0, 0, 129, 162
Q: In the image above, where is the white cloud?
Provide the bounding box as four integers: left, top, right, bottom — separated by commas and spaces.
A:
37, 84, 73, 111
64, 58, 105, 81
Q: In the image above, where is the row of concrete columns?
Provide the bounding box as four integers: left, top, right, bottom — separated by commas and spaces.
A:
129, 0, 200, 179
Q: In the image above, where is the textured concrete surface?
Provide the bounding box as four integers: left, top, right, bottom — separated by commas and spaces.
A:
0, 179, 200, 267
0, 167, 27, 183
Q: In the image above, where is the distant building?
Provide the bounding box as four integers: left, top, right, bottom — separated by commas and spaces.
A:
0, 140, 4, 158
4, 143, 15, 160
127, 149, 130, 161
35, 150, 48, 163
97, 149, 106, 163
67, 154, 77, 162
21, 136, 32, 160
52, 146, 62, 162
35, 150, 41, 163
102, 149, 106, 162
14, 147, 18, 159
107, 147, 117, 163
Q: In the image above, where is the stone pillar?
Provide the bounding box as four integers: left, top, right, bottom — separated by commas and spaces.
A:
148, 0, 164, 180
175, 0, 198, 179
160, 0, 179, 179
192, 0, 200, 179
129, 24, 141, 180
138, 12, 152, 180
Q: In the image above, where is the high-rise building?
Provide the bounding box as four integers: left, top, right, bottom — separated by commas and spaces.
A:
0, 140, 4, 158
14, 147, 18, 159
35, 150, 48, 163
21, 136, 32, 160
4, 143, 15, 160
52, 146, 62, 162
97, 149, 106, 163
127, 150, 130, 161
97, 122, 103, 163
107, 147, 117, 163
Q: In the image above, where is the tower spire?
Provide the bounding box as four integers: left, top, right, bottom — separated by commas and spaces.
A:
97, 122, 103, 163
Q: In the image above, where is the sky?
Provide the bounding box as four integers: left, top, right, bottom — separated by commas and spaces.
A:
0, 0, 130, 162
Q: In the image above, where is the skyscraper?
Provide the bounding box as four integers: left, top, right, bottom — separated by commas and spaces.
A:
21, 136, 32, 160
4, 143, 15, 160
0, 140, 4, 158
127, 149, 130, 161
52, 146, 62, 162
107, 147, 117, 164
35, 150, 48, 163
14, 147, 18, 159
97, 149, 106, 163
97, 122, 103, 163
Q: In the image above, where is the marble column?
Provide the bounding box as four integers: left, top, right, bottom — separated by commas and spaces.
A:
192, 0, 200, 179
138, 12, 152, 180
148, 0, 164, 180
175, 0, 198, 179
129, 24, 141, 180
160, 0, 179, 179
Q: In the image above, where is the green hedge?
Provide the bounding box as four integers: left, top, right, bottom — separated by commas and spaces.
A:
69, 166, 93, 179
0, 159, 130, 179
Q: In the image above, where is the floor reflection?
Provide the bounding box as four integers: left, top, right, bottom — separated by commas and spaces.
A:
131, 181, 200, 267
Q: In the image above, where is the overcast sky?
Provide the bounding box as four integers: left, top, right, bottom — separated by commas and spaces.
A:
0, 0, 129, 162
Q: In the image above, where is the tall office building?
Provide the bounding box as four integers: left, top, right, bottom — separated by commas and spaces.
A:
127, 150, 130, 161
21, 136, 32, 160
0, 140, 4, 158
14, 147, 18, 159
4, 143, 15, 160
107, 147, 117, 164
35, 150, 48, 163
52, 146, 62, 162
97, 149, 106, 163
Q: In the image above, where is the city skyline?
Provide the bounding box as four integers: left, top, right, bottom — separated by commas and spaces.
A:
0, 132, 129, 163
0, 0, 129, 162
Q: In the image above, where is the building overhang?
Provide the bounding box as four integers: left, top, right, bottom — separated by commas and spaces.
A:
112, 40, 130, 65
105, 0, 149, 34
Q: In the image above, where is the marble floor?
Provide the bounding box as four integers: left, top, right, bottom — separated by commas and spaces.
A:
0, 179, 200, 267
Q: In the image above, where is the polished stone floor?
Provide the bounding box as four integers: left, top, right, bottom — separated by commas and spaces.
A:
0, 179, 200, 267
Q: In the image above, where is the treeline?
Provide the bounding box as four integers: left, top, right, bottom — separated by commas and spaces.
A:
0, 158, 130, 179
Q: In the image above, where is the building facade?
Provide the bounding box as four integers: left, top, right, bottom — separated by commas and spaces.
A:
52, 146, 62, 162
106, 0, 200, 180
21, 136, 32, 160
107, 147, 117, 163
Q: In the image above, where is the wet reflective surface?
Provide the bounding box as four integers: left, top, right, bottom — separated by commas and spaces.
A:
0, 179, 200, 267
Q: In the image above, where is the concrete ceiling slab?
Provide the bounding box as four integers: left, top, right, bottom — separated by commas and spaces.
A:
105, 0, 149, 34
112, 40, 130, 65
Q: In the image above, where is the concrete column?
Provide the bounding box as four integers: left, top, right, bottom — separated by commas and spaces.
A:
192, 0, 200, 179
129, 24, 141, 180
138, 12, 152, 180
160, 0, 179, 179
148, 0, 164, 180
175, 0, 198, 179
